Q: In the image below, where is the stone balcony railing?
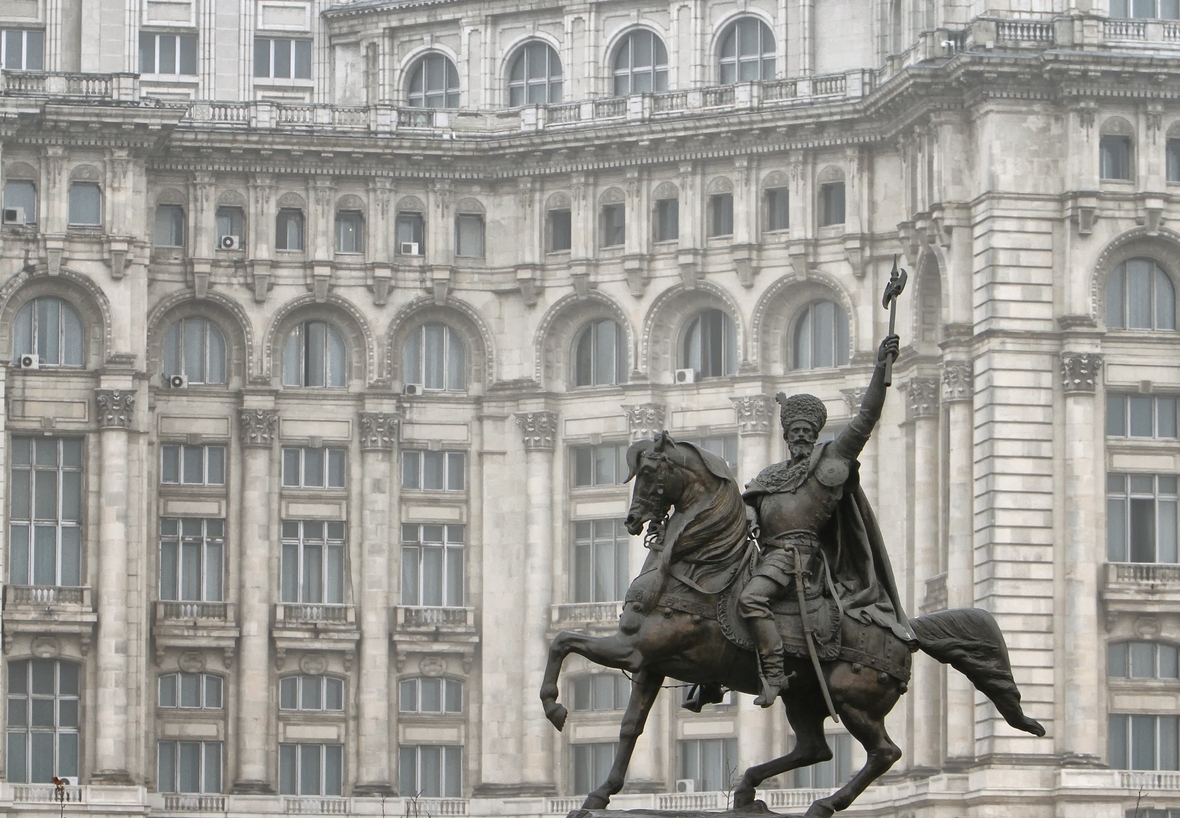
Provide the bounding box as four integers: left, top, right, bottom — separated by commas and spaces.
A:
4, 584, 91, 607
1101, 562, 1180, 613
394, 605, 476, 630
11, 783, 84, 803
275, 603, 356, 626
283, 796, 351, 814
1118, 770, 1180, 790
161, 794, 228, 812
550, 601, 624, 631
154, 600, 234, 623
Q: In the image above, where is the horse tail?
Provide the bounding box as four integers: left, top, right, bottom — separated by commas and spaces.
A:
909, 608, 1046, 737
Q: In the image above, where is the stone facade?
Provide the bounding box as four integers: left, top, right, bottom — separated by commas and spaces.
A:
0, 0, 1178, 815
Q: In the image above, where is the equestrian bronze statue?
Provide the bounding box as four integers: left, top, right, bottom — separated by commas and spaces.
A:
540, 330, 1044, 818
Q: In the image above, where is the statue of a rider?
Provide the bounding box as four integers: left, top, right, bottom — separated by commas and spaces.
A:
739, 333, 917, 707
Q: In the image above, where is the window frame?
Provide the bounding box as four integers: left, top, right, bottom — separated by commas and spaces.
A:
765, 187, 789, 232
0, 29, 45, 71
398, 677, 464, 715
155, 204, 186, 248
1110, 0, 1180, 18
507, 41, 563, 107
139, 31, 198, 76
1107, 258, 1177, 331
819, 182, 846, 227
570, 442, 630, 488
283, 320, 347, 388
718, 18, 775, 84
280, 520, 346, 605
67, 182, 102, 227
158, 740, 223, 794
574, 319, 628, 387
400, 523, 465, 608
611, 29, 669, 96
158, 672, 224, 710
1109, 713, 1180, 770
600, 203, 625, 248
547, 208, 572, 253
681, 308, 738, 379
276, 208, 305, 252
6, 659, 80, 784
1100, 134, 1135, 181
654, 198, 679, 243
792, 300, 851, 371
335, 210, 364, 255
570, 673, 631, 712
1106, 394, 1179, 439
793, 733, 853, 788
3, 180, 37, 225
396, 211, 425, 255
399, 744, 462, 797
278, 674, 346, 712
401, 450, 466, 492
1108, 640, 1180, 680
279, 743, 344, 796
1107, 473, 1179, 564
708, 192, 734, 238
162, 317, 228, 386
8, 438, 84, 588
406, 53, 460, 109
215, 207, 245, 248
159, 518, 225, 603
281, 447, 347, 490
161, 444, 226, 486
403, 323, 466, 392
1167, 138, 1180, 183
573, 519, 630, 603
679, 737, 740, 792
253, 37, 313, 80
454, 212, 485, 258
13, 297, 85, 368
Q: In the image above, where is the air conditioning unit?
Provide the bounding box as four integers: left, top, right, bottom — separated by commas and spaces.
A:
164, 374, 187, 388
404, 383, 424, 396
219, 235, 241, 250
675, 779, 696, 794
400, 241, 420, 255
17, 353, 39, 370
674, 368, 697, 385
3, 207, 25, 225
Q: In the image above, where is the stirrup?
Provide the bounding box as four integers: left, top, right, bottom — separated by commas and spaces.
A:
753, 672, 794, 708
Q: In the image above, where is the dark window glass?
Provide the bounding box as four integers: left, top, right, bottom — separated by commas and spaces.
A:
601, 204, 625, 247
1107, 259, 1176, 331
766, 187, 789, 231
718, 18, 775, 83
573, 519, 630, 602
574, 320, 627, 387
1101, 135, 1134, 180
820, 182, 845, 226
548, 209, 572, 252
709, 193, 734, 237
654, 199, 679, 242
682, 308, 738, 378
612, 30, 669, 96
508, 42, 562, 107
407, 54, 460, 108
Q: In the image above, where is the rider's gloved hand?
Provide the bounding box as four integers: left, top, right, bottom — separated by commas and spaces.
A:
878, 334, 900, 363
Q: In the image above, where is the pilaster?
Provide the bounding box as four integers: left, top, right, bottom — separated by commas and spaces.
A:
623, 403, 666, 441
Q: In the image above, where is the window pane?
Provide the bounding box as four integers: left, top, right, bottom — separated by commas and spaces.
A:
32, 525, 56, 585
206, 676, 223, 708
421, 678, 442, 712
328, 450, 346, 488
446, 328, 465, 390
324, 745, 342, 795
403, 452, 421, 489
400, 747, 417, 796
420, 746, 442, 797
1128, 259, 1154, 329
1162, 716, 1179, 770
179, 35, 197, 75
159, 742, 176, 792
1132, 715, 1157, 769
446, 453, 464, 491
279, 744, 297, 794
159, 34, 177, 74
30, 731, 53, 782
326, 678, 343, 711
306, 322, 326, 387
1161, 644, 1179, 678
1160, 398, 1177, 438
294, 40, 312, 79
445, 680, 462, 712
274, 38, 291, 78
300, 745, 321, 795
1130, 396, 1154, 436
1109, 497, 1127, 561
1108, 395, 1127, 436
204, 742, 222, 793
1161, 499, 1178, 563
400, 679, 417, 712
179, 742, 201, 792
180, 673, 201, 707
303, 448, 324, 487
302, 676, 322, 710
1130, 497, 1156, 562
1131, 642, 1156, 677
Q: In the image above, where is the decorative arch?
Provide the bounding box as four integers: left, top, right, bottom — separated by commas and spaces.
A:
69, 164, 101, 183
4, 161, 38, 180
545, 192, 571, 210
1101, 115, 1135, 136
217, 190, 246, 208
533, 291, 635, 388
750, 270, 857, 376
0, 268, 112, 368
277, 192, 306, 210
762, 170, 790, 189
707, 176, 734, 195
599, 187, 625, 205
155, 187, 186, 206
817, 165, 845, 185
146, 289, 255, 384
652, 181, 679, 200
337, 193, 365, 211
386, 296, 495, 391
602, 22, 670, 69
397, 195, 426, 212
711, 11, 778, 83
455, 197, 485, 215
643, 281, 745, 382
604, 24, 670, 96
1090, 227, 1180, 327
262, 294, 376, 386
501, 35, 564, 107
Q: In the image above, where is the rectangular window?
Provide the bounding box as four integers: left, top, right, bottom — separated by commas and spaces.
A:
6, 659, 80, 784
820, 183, 845, 227
573, 519, 630, 603
1107, 473, 1179, 563
158, 741, 222, 794
402, 451, 465, 491
281, 447, 346, 489
254, 38, 312, 80
680, 738, 739, 793
548, 209, 572, 253
279, 744, 343, 796
280, 521, 346, 604
571, 674, 630, 712
68, 183, 102, 227
399, 745, 462, 797
279, 675, 344, 711
155, 205, 186, 248
793, 734, 853, 788
401, 524, 464, 607
571, 442, 629, 487
396, 212, 425, 254
1107, 395, 1178, 438
455, 214, 484, 258
766, 188, 789, 231
1110, 0, 1180, 17
159, 519, 224, 602
654, 199, 679, 242
158, 672, 223, 709
1169, 139, 1180, 183
215, 207, 244, 248
0, 29, 45, 71
276, 209, 304, 251
573, 743, 617, 795
161, 444, 226, 486
399, 677, 463, 714
139, 32, 197, 75
1109, 714, 1180, 770
336, 211, 363, 254
601, 204, 625, 247
682, 435, 739, 473
709, 193, 734, 237
1101, 136, 1134, 181
9, 438, 83, 587
3, 181, 36, 224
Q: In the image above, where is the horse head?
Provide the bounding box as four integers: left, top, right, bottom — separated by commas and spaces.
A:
623, 431, 681, 536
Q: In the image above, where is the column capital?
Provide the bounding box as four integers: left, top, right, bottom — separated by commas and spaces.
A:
622, 402, 666, 441
516, 411, 558, 451
95, 389, 134, 429
840, 387, 866, 417
730, 394, 776, 436
1062, 352, 1103, 394
359, 412, 400, 451
942, 362, 974, 403
238, 408, 279, 448
906, 377, 941, 420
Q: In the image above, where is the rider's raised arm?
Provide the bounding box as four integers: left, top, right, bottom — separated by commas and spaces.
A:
833, 337, 894, 461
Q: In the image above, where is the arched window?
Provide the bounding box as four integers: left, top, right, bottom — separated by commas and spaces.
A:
279, 675, 345, 711
403, 323, 466, 392
406, 53, 460, 109
682, 308, 738, 378
1109, 641, 1180, 679
7, 659, 80, 783
612, 30, 668, 96
283, 320, 347, 387
159, 672, 224, 709
718, 18, 775, 84
13, 297, 84, 367
793, 301, 850, 370
574, 319, 627, 386
399, 677, 463, 714
163, 317, 227, 385
508, 42, 562, 107
1108, 259, 1176, 330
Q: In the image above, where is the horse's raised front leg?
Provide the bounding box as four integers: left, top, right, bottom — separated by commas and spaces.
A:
583, 669, 664, 811
733, 693, 831, 808
540, 629, 643, 731
804, 704, 901, 818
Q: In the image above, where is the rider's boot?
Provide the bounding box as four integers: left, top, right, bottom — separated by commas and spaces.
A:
682, 684, 726, 712
751, 617, 792, 707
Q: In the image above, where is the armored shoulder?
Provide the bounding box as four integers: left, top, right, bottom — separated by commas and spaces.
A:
814, 449, 850, 488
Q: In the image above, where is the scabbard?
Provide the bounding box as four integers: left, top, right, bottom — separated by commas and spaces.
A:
790, 545, 840, 723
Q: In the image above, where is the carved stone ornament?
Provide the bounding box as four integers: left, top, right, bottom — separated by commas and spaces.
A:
907, 378, 940, 420
1061, 353, 1103, 394
419, 656, 447, 677
299, 653, 327, 675
516, 411, 558, 451
178, 652, 206, 673
840, 387, 867, 417
730, 395, 775, 436
238, 408, 279, 447
359, 412, 399, 451
30, 636, 60, 658
95, 389, 135, 429
623, 403, 666, 441
942, 363, 974, 403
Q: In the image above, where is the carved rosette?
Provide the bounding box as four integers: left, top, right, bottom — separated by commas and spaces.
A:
942, 363, 974, 403
730, 395, 775, 436
906, 378, 940, 420
515, 411, 558, 452
95, 389, 135, 429
840, 387, 867, 417
622, 403, 666, 441
1062, 353, 1103, 395
359, 412, 399, 452
238, 409, 279, 448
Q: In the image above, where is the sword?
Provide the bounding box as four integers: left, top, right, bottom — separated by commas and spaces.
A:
789, 546, 839, 723
881, 256, 908, 387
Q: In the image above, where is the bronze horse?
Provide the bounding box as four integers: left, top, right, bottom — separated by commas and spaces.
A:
540, 432, 1045, 818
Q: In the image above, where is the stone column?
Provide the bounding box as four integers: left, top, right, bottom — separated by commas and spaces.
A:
1061, 353, 1104, 764
514, 411, 558, 793
941, 363, 975, 764
355, 412, 398, 795
91, 389, 135, 784
906, 378, 941, 771
234, 408, 278, 792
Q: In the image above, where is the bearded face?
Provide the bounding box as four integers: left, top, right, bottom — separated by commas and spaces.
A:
786, 420, 818, 463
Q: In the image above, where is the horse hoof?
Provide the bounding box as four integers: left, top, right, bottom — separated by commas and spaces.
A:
544, 702, 568, 731
732, 789, 755, 809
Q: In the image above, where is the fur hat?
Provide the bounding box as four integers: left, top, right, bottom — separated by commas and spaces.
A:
775, 392, 827, 435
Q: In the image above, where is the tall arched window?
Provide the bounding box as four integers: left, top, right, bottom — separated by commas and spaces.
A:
7, 659, 80, 783
793, 301, 850, 370
403, 323, 466, 392
574, 319, 627, 386
682, 308, 738, 378
718, 18, 775, 84
406, 53, 460, 109
612, 30, 668, 96
1108, 258, 1177, 331
163, 317, 227, 385
13, 297, 84, 367
508, 42, 562, 107
283, 320, 347, 387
